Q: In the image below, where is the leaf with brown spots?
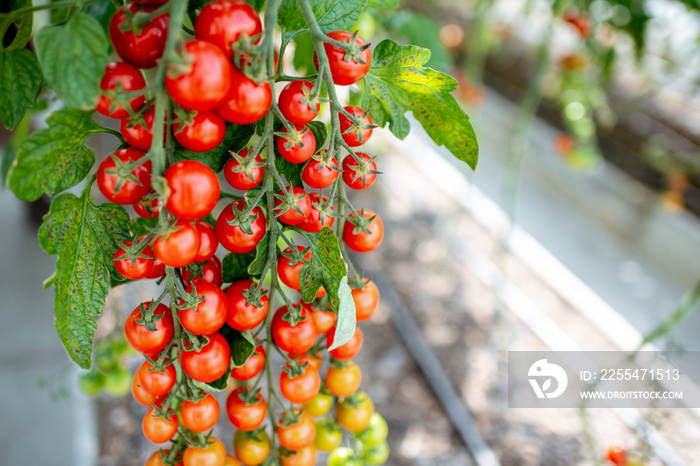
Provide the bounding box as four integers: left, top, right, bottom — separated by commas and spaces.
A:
362, 40, 479, 169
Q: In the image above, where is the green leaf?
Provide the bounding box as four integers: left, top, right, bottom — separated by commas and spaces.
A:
247, 232, 270, 277
38, 193, 131, 369
328, 276, 356, 350
193, 364, 232, 392
369, 0, 399, 8
0, 48, 42, 129
8, 109, 105, 201
1, 114, 30, 187
275, 150, 304, 187
130, 217, 159, 237
243, 0, 266, 11
174, 123, 255, 173
3, 0, 34, 50
222, 252, 256, 283
220, 326, 256, 367
362, 40, 478, 169
35, 13, 110, 109
278, 0, 368, 38
292, 32, 316, 75
382, 12, 452, 71
307, 120, 329, 148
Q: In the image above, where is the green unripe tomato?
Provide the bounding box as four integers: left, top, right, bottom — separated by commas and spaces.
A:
326, 447, 362, 466
363, 441, 390, 465
305, 391, 333, 417
79, 371, 106, 396
314, 419, 342, 452
356, 413, 388, 447
104, 368, 132, 397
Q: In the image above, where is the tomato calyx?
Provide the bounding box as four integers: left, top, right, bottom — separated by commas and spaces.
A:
281, 359, 308, 379
103, 152, 151, 193
115, 235, 154, 263
339, 107, 377, 145
276, 125, 313, 152
225, 200, 262, 235
229, 148, 265, 180
235, 384, 265, 406
343, 152, 380, 187
281, 303, 309, 327
134, 302, 167, 332
277, 407, 303, 428
326, 30, 371, 65
241, 283, 267, 309
346, 208, 378, 235
117, 4, 167, 35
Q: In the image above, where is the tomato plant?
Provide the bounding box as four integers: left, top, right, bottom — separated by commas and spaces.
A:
4, 0, 478, 463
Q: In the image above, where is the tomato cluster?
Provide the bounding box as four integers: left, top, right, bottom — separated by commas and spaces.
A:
93, 0, 390, 464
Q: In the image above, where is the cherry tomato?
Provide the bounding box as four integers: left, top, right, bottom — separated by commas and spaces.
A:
121, 107, 155, 151
224, 455, 242, 466
178, 281, 228, 335
145, 449, 183, 466
356, 413, 388, 447
342, 152, 377, 190
194, 0, 262, 58
225, 280, 269, 331
315, 31, 371, 86
181, 332, 231, 383
174, 111, 226, 153
153, 219, 201, 268
142, 408, 178, 443
275, 186, 311, 225
216, 200, 266, 254
133, 195, 160, 219
343, 209, 384, 253
96, 62, 147, 118
606, 446, 627, 466
233, 429, 271, 466
280, 444, 317, 466
324, 361, 361, 398
216, 65, 271, 125
191, 220, 218, 263
231, 344, 265, 381
277, 409, 316, 452
97, 148, 152, 205
131, 371, 163, 407
336, 391, 374, 433
145, 257, 167, 279
226, 386, 267, 431
313, 419, 342, 452
290, 352, 323, 373
339, 106, 373, 147
327, 447, 362, 466
277, 246, 309, 291
114, 239, 154, 280
181, 393, 220, 433
224, 149, 264, 190
311, 308, 336, 334
124, 302, 174, 353
183, 255, 223, 287
165, 160, 220, 220
109, 4, 169, 69
280, 363, 321, 405
270, 305, 318, 354
327, 326, 363, 360
166, 40, 232, 111
278, 80, 319, 125
183, 437, 227, 466
302, 157, 338, 190
564, 10, 592, 39
352, 279, 379, 322
298, 193, 334, 234
363, 442, 390, 465
304, 391, 333, 417
138, 360, 176, 396
276, 126, 316, 164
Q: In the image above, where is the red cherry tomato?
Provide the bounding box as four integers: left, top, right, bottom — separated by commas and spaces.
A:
277, 246, 309, 291
276, 126, 316, 164
97, 148, 152, 205
342, 152, 377, 190
114, 239, 154, 279
352, 280, 380, 322
183, 255, 223, 287
142, 408, 178, 443
225, 279, 269, 331
339, 106, 373, 147
96, 62, 147, 119
192, 220, 218, 263
145, 257, 167, 279
271, 305, 318, 354
224, 149, 264, 190
109, 4, 169, 69
165, 40, 232, 111
138, 360, 176, 396
174, 111, 226, 153
274, 186, 311, 225
181, 332, 231, 383
298, 193, 334, 233
178, 281, 228, 335
343, 209, 384, 253
302, 157, 338, 190
276, 410, 316, 452
278, 80, 319, 125
606, 446, 627, 466
165, 160, 220, 220
181, 393, 220, 433
124, 302, 174, 353
153, 219, 201, 268
226, 386, 267, 431
133, 195, 160, 219
327, 326, 363, 360
121, 108, 155, 151
314, 31, 371, 86
280, 363, 321, 405
131, 371, 164, 408
216, 65, 271, 125
231, 344, 265, 381
194, 0, 262, 58
215, 200, 266, 254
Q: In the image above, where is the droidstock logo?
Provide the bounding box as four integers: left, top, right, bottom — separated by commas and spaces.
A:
528, 359, 568, 399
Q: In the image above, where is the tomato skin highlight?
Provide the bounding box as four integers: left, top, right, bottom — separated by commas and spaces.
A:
165, 160, 220, 221
174, 111, 226, 153
124, 302, 174, 354
97, 148, 152, 205
181, 332, 231, 383
226, 386, 268, 431
215, 200, 266, 254
194, 0, 262, 58
181, 393, 220, 433
109, 4, 169, 69
166, 40, 232, 111
153, 219, 201, 268
224, 279, 269, 331
178, 281, 228, 335
96, 62, 147, 118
